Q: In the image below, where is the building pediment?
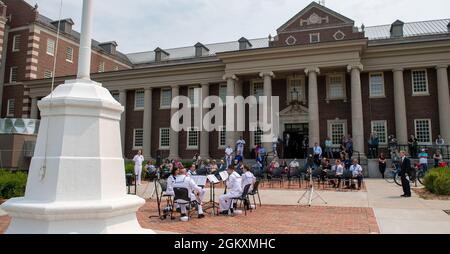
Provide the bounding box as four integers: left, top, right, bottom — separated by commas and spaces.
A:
279, 104, 309, 117
277, 2, 354, 33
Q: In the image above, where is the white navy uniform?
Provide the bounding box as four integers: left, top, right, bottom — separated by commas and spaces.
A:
225, 147, 234, 167
165, 175, 176, 196
133, 154, 144, 185
241, 171, 256, 192
236, 139, 246, 156
219, 171, 243, 212
173, 175, 206, 216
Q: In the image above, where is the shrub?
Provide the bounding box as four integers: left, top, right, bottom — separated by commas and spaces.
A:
423, 167, 450, 195
0, 170, 28, 199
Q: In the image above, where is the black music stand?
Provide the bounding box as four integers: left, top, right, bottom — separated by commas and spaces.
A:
203, 175, 220, 216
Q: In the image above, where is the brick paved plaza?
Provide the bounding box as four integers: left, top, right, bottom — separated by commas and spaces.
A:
1, 179, 449, 234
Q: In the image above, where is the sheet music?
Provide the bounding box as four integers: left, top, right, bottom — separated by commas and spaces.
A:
191, 175, 207, 187
207, 174, 220, 184
219, 171, 229, 181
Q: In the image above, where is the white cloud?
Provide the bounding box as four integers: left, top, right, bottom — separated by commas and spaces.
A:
24, 0, 450, 54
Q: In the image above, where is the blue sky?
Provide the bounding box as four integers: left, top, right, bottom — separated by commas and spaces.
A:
24, 0, 450, 54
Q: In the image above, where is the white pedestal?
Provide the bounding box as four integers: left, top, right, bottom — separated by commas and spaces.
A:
1, 79, 154, 234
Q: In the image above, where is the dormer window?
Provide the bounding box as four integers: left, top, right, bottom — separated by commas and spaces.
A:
310, 33, 320, 43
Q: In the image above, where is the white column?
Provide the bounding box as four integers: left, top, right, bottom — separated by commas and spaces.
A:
260, 72, 275, 153
348, 63, 365, 156
119, 89, 127, 155
235, 79, 244, 142
143, 88, 152, 159
30, 97, 38, 119
436, 65, 450, 142
393, 68, 408, 145
77, 0, 93, 80
224, 74, 237, 148
199, 83, 210, 159
169, 85, 180, 159
305, 67, 320, 148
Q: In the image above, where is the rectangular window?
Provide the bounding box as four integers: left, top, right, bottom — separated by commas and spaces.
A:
287, 76, 305, 103
47, 39, 55, 56
219, 85, 227, 104
254, 127, 263, 146
328, 120, 347, 146
219, 126, 226, 147
12, 35, 21, 52
66, 47, 74, 62
187, 127, 199, 149
9, 67, 18, 83
111, 92, 120, 102
98, 61, 105, 73
414, 119, 432, 144
369, 72, 385, 98
412, 70, 429, 95
6, 99, 15, 117
310, 33, 320, 43
159, 128, 170, 149
133, 129, 144, 149
188, 87, 200, 107
44, 70, 53, 79
327, 74, 346, 100
371, 120, 388, 144
252, 81, 264, 102
160, 88, 172, 108
134, 90, 145, 110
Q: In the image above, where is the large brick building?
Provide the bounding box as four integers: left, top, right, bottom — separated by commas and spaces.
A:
0, 0, 131, 119
8, 2, 450, 163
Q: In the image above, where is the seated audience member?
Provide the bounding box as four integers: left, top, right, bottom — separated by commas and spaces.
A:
280, 160, 288, 174
218, 160, 227, 172
289, 158, 300, 169
187, 164, 197, 176
349, 159, 363, 190
304, 154, 316, 170
320, 159, 332, 182
210, 160, 219, 174
173, 168, 206, 220
219, 165, 243, 215
268, 158, 280, 175
330, 159, 344, 188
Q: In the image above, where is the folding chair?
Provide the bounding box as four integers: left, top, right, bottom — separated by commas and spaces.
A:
230, 184, 252, 216
171, 187, 200, 220
248, 180, 262, 208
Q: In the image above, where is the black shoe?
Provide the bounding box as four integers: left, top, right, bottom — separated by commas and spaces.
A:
198, 214, 205, 219
181, 213, 187, 217
219, 211, 228, 215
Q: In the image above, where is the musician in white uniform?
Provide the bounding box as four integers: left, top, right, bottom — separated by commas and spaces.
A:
219, 165, 243, 215
241, 165, 256, 192
225, 145, 234, 167
173, 168, 206, 220
236, 137, 246, 157
133, 150, 145, 185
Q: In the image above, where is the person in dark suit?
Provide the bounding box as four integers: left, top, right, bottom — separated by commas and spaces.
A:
399, 151, 411, 197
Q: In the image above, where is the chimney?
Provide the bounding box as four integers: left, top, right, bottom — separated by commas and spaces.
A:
194, 42, 209, 57
99, 41, 118, 55
238, 37, 252, 50
154, 47, 169, 62
390, 20, 404, 38
51, 18, 74, 34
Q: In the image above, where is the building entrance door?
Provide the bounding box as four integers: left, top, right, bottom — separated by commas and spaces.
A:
283, 123, 309, 159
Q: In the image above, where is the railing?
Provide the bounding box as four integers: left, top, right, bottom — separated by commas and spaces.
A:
368, 144, 450, 160
0, 118, 40, 135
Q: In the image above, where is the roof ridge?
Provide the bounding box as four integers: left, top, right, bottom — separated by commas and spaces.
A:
365, 18, 450, 29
